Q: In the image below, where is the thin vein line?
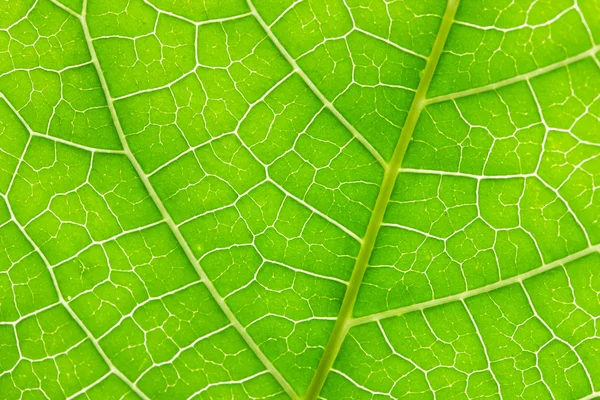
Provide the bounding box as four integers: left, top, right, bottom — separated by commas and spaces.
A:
246, 0, 387, 168
268, 179, 363, 243
0, 96, 124, 156
353, 27, 428, 60
426, 45, 600, 105
351, 244, 600, 326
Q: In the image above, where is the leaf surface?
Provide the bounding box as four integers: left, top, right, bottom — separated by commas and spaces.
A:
0, 0, 598, 399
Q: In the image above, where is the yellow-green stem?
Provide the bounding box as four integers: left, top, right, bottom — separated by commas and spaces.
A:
303, 1, 460, 398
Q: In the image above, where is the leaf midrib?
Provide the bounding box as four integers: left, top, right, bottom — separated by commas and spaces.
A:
296, 1, 461, 398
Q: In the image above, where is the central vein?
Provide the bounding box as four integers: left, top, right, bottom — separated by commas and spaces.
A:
303, 1, 461, 398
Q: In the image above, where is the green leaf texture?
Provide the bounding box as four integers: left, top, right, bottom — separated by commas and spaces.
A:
0, 0, 598, 399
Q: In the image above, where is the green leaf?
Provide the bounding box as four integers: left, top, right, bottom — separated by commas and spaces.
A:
0, 0, 598, 399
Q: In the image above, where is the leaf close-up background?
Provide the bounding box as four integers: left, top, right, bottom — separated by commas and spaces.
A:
0, 0, 599, 399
